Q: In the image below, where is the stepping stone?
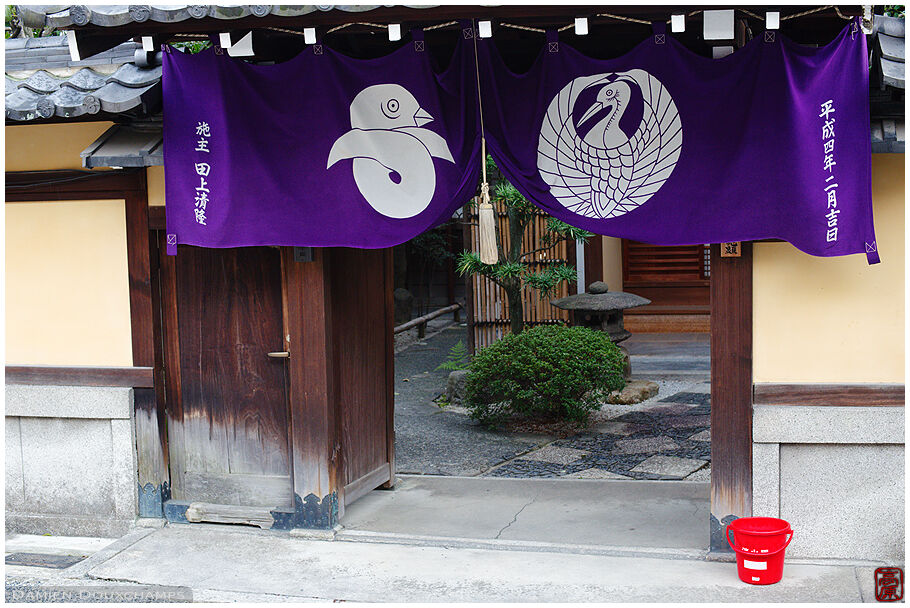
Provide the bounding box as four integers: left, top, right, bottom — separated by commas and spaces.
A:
521, 445, 590, 464
631, 455, 707, 478
689, 429, 711, 442
686, 465, 711, 482
663, 415, 711, 428
641, 403, 692, 416
614, 435, 679, 454
562, 468, 630, 480
660, 392, 711, 406
591, 421, 647, 436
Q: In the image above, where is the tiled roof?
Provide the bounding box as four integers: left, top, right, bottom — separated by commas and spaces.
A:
16, 5, 421, 29
873, 15, 904, 90
5, 36, 161, 122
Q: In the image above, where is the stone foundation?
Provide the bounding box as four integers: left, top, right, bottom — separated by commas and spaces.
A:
752, 404, 904, 563
5, 385, 137, 537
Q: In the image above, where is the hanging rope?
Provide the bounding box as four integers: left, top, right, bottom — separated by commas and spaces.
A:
471, 19, 498, 265
425, 20, 458, 31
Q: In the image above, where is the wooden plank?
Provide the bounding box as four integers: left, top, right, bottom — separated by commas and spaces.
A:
282, 247, 341, 528
624, 314, 711, 334
148, 205, 166, 230
331, 248, 390, 491
344, 463, 392, 507
709, 242, 752, 553
5, 365, 154, 387
175, 246, 292, 491
5, 170, 144, 201
185, 502, 275, 529
753, 383, 905, 407
383, 248, 396, 489
183, 472, 294, 508
62, 5, 863, 41
160, 245, 187, 500
125, 174, 169, 515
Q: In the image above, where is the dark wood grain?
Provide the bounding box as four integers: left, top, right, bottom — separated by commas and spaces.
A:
282, 247, 341, 510
583, 235, 603, 285
148, 205, 166, 230
124, 172, 170, 500
159, 245, 187, 498
75, 6, 862, 40
383, 248, 396, 489
329, 248, 392, 496
709, 242, 753, 552
5, 365, 153, 387
174, 245, 292, 494
5, 170, 143, 201
753, 383, 905, 407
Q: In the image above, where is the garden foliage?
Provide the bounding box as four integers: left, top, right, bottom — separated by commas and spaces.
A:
464, 325, 625, 427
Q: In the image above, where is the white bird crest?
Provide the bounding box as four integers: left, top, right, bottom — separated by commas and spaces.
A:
328, 84, 454, 219
538, 70, 682, 219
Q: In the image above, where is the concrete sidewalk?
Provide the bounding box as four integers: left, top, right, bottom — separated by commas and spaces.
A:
6, 476, 883, 602
340, 475, 709, 555
77, 525, 875, 602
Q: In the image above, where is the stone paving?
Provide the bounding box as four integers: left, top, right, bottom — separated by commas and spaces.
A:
394, 320, 711, 481
483, 378, 711, 481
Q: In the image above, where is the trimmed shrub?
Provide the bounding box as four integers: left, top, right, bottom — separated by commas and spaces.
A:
464, 324, 625, 427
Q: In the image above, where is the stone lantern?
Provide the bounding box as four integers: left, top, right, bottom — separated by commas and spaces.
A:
550, 281, 650, 379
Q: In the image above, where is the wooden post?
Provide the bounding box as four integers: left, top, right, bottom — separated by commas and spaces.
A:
125, 172, 169, 518
281, 247, 342, 528
382, 248, 396, 489
583, 235, 604, 286
709, 242, 753, 553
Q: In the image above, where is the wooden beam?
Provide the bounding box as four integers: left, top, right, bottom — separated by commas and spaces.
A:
64, 5, 862, 39
148, 205, 166, 230
159, 246, 187, 503
5, 365, 154, 387
709, 242, 753, 553
281, 247, 341, 528
754, 383, 905, 407
383, 248, 396, 489
124, 170, 169, 518
583, 235, 604, 286
5, 169, 144, 201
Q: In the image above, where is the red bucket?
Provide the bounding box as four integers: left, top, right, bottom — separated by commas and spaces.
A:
726, 517, 793, 585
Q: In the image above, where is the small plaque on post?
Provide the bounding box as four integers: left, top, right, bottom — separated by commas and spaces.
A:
720, 242, 741, 257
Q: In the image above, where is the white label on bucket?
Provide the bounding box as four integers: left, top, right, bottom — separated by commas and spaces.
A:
751, 576, 761, 582
743, 559, 768, 571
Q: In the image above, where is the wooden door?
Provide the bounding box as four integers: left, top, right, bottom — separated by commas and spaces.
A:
329, 248, 395, 506
162, 245, 294, 510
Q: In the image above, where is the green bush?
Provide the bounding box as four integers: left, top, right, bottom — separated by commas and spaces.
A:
464, 325, 625, 427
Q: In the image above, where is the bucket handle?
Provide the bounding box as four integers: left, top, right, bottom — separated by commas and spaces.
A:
726, 526, 794, 556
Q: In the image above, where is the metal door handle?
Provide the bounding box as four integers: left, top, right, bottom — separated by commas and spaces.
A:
267, 351, 290, 358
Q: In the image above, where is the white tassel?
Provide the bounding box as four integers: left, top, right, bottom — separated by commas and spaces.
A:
478, 184, 498, 264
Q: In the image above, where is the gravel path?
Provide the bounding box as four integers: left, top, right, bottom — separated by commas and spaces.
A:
394, 323, 551, 476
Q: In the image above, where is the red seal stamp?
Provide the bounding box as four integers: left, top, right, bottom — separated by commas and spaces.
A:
875, 567, 903, 602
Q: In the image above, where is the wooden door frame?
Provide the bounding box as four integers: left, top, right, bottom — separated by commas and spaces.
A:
151, 236, 394, 530
709, 242, 753, 553
5, 169, 168, 519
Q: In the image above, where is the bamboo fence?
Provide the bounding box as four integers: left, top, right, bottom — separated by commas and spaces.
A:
465, 198, 573, 351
